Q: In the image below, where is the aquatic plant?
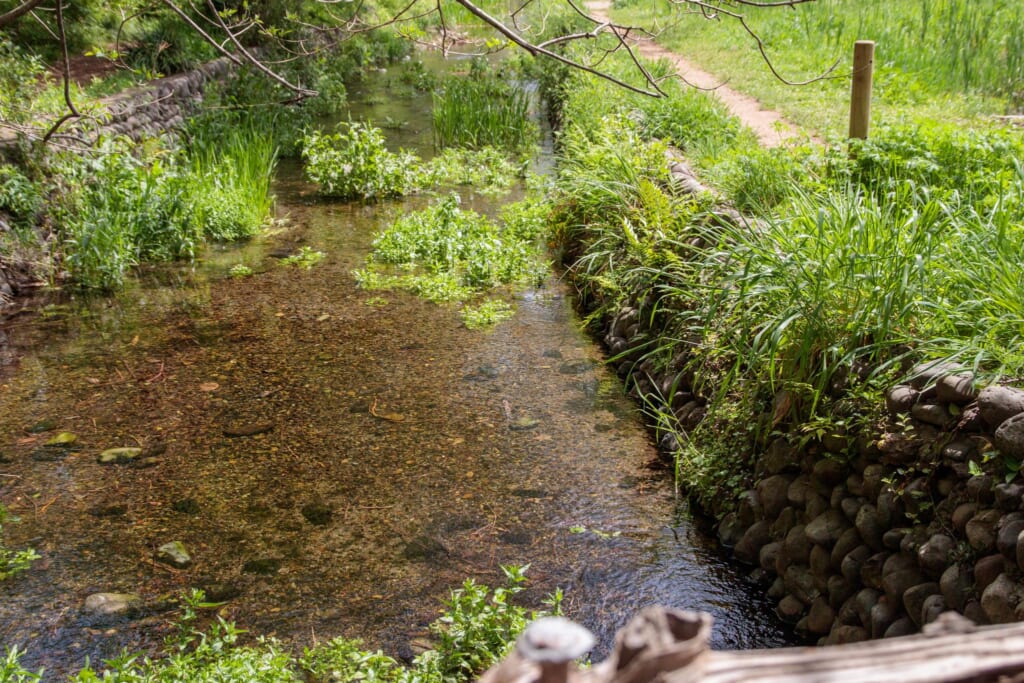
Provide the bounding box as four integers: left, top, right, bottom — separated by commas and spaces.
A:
460, 299, 516, 329
431, 71, 538, 153
302, 122, 421, 200
0, 504, 39, 581
356, 194, 545, 305
280, 246, 326, 269
423, 146, 528, 196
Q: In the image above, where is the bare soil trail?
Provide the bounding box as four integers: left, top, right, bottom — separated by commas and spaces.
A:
586, 0, 820, 147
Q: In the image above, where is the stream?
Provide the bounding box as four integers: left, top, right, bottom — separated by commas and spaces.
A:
0, 57, 792, 677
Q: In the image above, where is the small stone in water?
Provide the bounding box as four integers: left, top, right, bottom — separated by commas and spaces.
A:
45, 432, 78, 447
510, 417, 540, 431
98, 447, 143, 465
242, 558, 281, 575
171, 498, 200, 515
223, 421, 275, 437
84, 593, 141, 617
301, 501, 333, 526
27, 418, 57, 433
156, 541, 192, 568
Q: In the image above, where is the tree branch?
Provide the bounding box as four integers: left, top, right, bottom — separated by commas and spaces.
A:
0, 0, 46, 28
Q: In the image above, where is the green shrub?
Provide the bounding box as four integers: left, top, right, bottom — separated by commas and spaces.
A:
0, 165, 43, 230
303, 122, 421, 199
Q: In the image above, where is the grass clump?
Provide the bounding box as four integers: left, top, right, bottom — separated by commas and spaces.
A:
355, 193, 547, 312
185, 118, 278, 242
432, 64, 538, 153
303, 122, 421, 200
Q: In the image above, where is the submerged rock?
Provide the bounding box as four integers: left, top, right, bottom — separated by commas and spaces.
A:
301, 501, 333, 526
26, 417, 57, 433
98, 447, 143, 465
156, 541, 193, 568
84, 592, 142, 617
242, 558, 281, 575
402, 535, 448, 562
223, 421, 275, 437
171, 498, 200, 515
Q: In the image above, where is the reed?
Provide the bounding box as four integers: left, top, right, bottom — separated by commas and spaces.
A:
431, 73, 537, 153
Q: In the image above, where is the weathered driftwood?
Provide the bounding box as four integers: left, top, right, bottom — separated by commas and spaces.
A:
481, 608, 1024, 683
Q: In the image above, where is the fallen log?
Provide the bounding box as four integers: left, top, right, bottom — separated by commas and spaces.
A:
481, 608, 1024, 683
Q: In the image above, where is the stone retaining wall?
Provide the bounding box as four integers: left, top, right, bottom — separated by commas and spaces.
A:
585, 157, 1024, 644
0, 57, 236, 161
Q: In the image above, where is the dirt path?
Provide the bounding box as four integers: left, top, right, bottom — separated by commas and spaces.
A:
586, 0, 817, 148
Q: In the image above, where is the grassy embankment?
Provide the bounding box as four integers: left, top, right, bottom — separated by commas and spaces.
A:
610, 0, 1023, 137
529, 4, 1024, 512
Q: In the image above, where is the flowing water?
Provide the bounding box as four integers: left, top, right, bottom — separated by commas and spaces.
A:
0, 58, 792, 677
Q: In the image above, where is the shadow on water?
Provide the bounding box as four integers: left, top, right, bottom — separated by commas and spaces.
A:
0, 54, 793, 677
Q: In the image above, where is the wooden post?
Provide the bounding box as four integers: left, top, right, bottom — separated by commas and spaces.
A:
848, 40, 875, 140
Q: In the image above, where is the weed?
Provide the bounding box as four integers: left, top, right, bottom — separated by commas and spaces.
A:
228, 264, 254, 278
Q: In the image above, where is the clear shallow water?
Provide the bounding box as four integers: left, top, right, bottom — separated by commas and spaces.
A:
0, 57, 791, 678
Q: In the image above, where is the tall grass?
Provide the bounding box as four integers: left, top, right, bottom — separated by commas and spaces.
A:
546, 48, 1024, 504
432, 68, 537, 152
186, 117, 278, 240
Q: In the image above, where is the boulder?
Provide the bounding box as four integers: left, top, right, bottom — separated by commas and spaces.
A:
978, 386, 1024, 429
918, 534, 956, 577
981, 573, 1024, 624
940, 564, 972, 612
805, 509, 850, 546
995, 414, 1024, 460
885, 385, 918, 414
734, 520, 771, 565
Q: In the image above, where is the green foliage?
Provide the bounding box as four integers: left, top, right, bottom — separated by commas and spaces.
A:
431, 65, 538, 153
547, 47, 1024, 508
460, 299, 516, 329
229, 264, 254, 278
420, 564, 560, 682
423, 147, 527, 195
125, 5, 218, 77
280, 246, 326, 269
0, 647, 41, 683
52, 143, 194, 290
0, 164, 43, 230
48, 121, 276, 290
300, 639, 405, 683
185, 116, 278, 241
0, 504, 39, 581
303, 122, 420, 200
356, 194, 545, 305
0, 39, 47, 126
1, 570, 559, 683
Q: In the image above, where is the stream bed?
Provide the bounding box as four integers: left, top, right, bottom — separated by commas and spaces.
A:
0, 58, 792, 677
